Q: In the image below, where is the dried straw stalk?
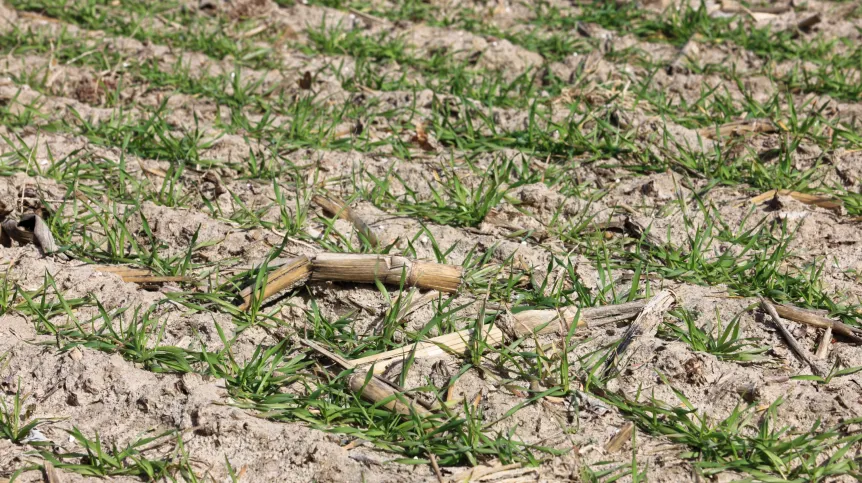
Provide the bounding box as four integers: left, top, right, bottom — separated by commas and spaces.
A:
697, 118, 778, 139
90, 265, 191, 284
311, 253, 462, 293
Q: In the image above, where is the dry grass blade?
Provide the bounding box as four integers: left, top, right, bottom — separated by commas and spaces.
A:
311, 254, 462, 292
312, 195, 379, 247
238, 256, 312, 311
749, 190, 842, 210
698, 118, 778, 139
774, 303, 862, 343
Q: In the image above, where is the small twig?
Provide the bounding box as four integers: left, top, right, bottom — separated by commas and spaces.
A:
748, 190, 842, 211
759, 297, 826, 376
774, 303, 862, 343
429, 452, 444, 483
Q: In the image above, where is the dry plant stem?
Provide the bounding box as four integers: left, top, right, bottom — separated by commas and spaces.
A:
238, 257, 311, 311
602, 290, 676, 377
759, 297, 826, 376
698, 118, 778, 139
604, 422, 634, 453
351, 300, 649, 369
816, 326, 832, 359
774, 303, 862, 343
312, 195, 379, 247
311, 253, 462, 292
749, 190, 842, 210
301, 339, 431, 416
89, 265, 191, 284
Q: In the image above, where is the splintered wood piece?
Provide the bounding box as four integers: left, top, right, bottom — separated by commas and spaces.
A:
301, 339, 431, 416
311, 254, 462, 293
238, 256, 312, 311
350, 300, 650, 371
604, 422, 634, 453
774, 303, 862, 344
602, 290, 676, 377
749, 190, 842, 210
760, 297, 827, 376
698, 118, 778, 139
312, 195, 379, 247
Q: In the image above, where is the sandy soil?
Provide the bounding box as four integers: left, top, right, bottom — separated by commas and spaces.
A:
1, 0, 862, 481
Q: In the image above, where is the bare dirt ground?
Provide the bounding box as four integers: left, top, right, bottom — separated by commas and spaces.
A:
1, 0, 862, 481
